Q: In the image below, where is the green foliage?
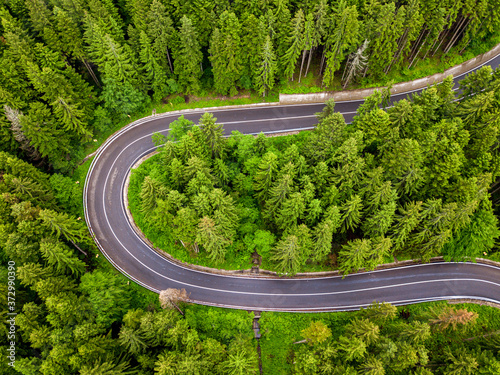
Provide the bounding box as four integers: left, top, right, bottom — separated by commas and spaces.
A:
261, 302, 500, 374
130, 69, 500, 274
79, 271, 132, 327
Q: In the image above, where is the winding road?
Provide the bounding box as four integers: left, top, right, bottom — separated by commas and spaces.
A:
84, 54, 500, 311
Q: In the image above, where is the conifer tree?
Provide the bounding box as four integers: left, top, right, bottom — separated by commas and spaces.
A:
198, 112, 226, 159
271, 234, 302, 275
196, 216, 230, 262
39, 238, 86, 276
139, 31, 169, 102
209, 11, 242, 96
39, 209, 90, 247
340, 194, 363, 232
273, 0, 292, 74
173, 16, 203, 94
146, 0, 175, 74
255, 35, 277, 97
323, 2, 360, 86
282, 9, 304, 81
311, 218, 335, 262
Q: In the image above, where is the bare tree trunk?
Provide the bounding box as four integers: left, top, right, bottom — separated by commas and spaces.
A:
421, 31, 436, 61
386, 28, 409, 74
459, 20, 482, 54
293, 339, 309, 344
444, 16, 469, 54
409, 27, 426, 59
299, 50, 306, 83
82, 59, 101, 88
430, 15, 452, 56
408, 31, 430, 69
341, 54, 352, 83
166, 49, 174, 74
362, 52, 373, 77
171, 301, 185, 316
319, 49, 326, 75
463, 330, 500, 342
305, 47, 314, 77
70, 240, 88, 256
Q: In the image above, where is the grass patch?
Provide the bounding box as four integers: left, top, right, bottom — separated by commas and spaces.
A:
184, 305, 255, 345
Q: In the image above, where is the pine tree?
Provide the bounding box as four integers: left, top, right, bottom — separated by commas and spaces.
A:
444, 348, 478, 375
342, 40, 369, 89
390, 201, 422, 253
338, 238, 371, 275
300, 321, 332, 345
359, 301, 397, 324
39, 238, 86, 276
337, 335, 367, 361
173, 207, 199, 252
398, 321, 431, 344
39, 209, 90, 247
198, 112, 226, 159
146, 0, 175, 74
340, 194, 363, 232
139, 30, 169, 102
346, 318, 380, 345
173, 16, 203, 94
275, 192, 305, 230
385, 0, 424, 74
196, 216, 230, 262
253, 152, 279, 202
322, 2, 360, 87
358, 356, 384, 375
140, 176, 165, 213
240, 14, 265, 89
311, 219, 335, 262
255, 35, 277, 97
273, 0, 292, 75
270, 234, 303, 275
209, 11, 242, 96
282, 9, 304, 81
429, 306, 478, 331
119, 326, 148, 355
362, 201, 396, 238
264, 174, 294, 220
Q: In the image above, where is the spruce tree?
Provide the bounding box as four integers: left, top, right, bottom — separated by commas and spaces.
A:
173, 16, 203, 94
255, 35, 277, 97
282, 9, 304, 81
209, 11, 242, 96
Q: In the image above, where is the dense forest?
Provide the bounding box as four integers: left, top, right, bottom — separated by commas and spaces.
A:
131, 67, 500, 274
1, 0, 500, 172
0, 150, 261, 374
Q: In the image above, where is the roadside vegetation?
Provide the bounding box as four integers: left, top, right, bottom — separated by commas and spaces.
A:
130, 67, 500, 274
260, 301, 500, 374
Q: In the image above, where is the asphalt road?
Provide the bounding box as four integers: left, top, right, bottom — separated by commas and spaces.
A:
84, 54, 500, 311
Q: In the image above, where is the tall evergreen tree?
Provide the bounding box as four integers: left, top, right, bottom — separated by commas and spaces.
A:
173, 16, 203, 94
209, 11, 242, 96
255, 35, 277, 97
282, 9, 304, 81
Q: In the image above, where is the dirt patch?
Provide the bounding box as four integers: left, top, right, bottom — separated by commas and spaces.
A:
447, 299, 500, 309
